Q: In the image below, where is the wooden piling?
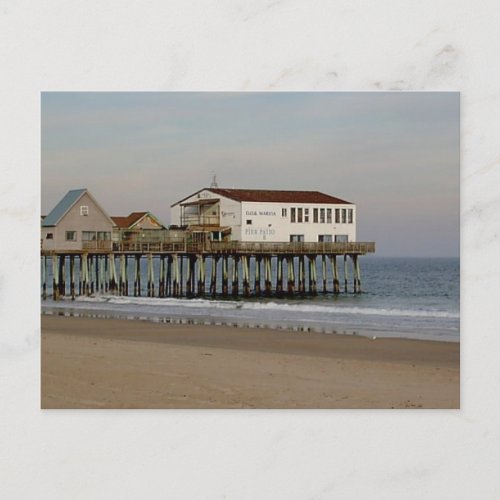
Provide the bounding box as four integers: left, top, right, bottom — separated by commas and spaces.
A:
94, 256, 98, 293
159, 256, 165, 297
91, 256, 96, 295
104, 255, 108, 293
59, 255, 65, 297
232, 256, 239, 297
52, 255, 58, 300
287, 256, 295, 295
165, 256, 171, 296
78, 255, 82, 296
331, 255, 340, 294
355, 255, 361, 293
70, 255, 75, 300
172, 254, 179, 297
276, 257, 283, 295
254, 256, 261, 296
222, 256, 228, 296
109, 253, 117, 294
83, 254, 90, 296
344, 254, 348, 293
298, 256, 305, 294
179, 256, 184, 297
134, 255, 140, 296
185, 255, 191, 297
322, 255, 327, 293
147, 253, 152, 297
351, 255, 357, 293
210, 255, 218, 296
242, 255, 250, 297
310, 256, 317, 295
196, 255, 204, 296
42, 256, 47, 300
264, 256, 272, 296
120, 254, 126, 296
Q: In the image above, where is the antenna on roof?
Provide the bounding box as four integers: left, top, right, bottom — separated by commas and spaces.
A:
210, 172, 218, 188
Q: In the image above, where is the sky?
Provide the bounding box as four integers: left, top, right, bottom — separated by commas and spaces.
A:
41, 92, 459, 257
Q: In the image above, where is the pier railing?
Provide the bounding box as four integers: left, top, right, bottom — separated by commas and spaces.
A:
206, 241, 375, 255
42, 236, 375, 255
103, 240, 375, 255
82, 241, 113, 251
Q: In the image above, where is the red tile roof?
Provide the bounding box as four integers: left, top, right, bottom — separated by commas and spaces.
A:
208, 188, 352, 204
111, 212, 148, 228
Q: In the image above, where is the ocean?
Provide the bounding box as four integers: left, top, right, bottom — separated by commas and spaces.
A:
41, 257, 459, 342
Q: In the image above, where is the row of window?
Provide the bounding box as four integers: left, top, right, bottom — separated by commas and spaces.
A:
45, 231, 111, 241
289, 234, 349, 242
290, 207, 353, 224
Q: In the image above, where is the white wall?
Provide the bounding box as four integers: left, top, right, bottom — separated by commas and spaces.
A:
171, 191, 357, 242
240, 202, 356, 242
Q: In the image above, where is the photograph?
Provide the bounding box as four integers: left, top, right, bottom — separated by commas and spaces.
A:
40, 91, 459, 409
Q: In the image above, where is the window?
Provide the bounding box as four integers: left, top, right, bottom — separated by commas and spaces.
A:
335, 235, 348, 242
65, 231, 77, 241
246, 219, 252, 225
320, 208, 325, 223
335, 209, 340, 224
313, 208, 318, 223
46, 233, 53, 239
348, 209, 353, 223
297, 208, 303, 223
291, 207, 296, 223
97, 232, 111, 240
342, 209, 347, 223
290, 234, 304, 242
80, 205, 89, 216
326, 208, 332, 224
304, 208, 309, 223
82, 231, 97, 241
282, 208, 287, 217
318, 235, 333, 242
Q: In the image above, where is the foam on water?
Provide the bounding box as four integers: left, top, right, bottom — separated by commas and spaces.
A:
68, 294, 458, 319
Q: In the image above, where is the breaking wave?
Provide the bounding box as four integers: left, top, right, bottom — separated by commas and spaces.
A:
63, 294, 459, 320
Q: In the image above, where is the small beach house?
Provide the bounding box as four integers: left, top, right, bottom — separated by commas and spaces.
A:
171, 188, 357, 243
41, 188, 115, 252
111, 212, 167, 249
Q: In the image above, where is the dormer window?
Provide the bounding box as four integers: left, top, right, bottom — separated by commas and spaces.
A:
80, 205, 89, 216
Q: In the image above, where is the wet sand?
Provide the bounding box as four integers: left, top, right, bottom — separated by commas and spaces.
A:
41, 315, 459, 409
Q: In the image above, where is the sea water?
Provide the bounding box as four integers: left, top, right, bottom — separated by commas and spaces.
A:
41, 257, 459, 342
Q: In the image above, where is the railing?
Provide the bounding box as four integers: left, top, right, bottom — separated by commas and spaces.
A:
109, 241, 375, 255
82, 240, 113, 250
206, 241, 376, 255
113, 241, 193, 253
180, 215, 220, 226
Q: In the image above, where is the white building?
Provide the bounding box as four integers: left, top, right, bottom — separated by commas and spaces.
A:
171, 188, 356, 243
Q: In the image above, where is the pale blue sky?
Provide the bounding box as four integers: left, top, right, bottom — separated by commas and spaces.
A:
41, 92, 459, 257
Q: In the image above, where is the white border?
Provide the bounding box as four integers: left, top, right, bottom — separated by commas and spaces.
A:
2, 1, 500, 498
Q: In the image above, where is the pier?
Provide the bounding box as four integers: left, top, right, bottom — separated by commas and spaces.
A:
41, 241, 375, 300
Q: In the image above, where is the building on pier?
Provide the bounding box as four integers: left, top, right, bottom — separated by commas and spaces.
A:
171, 188, 356, 243
111, 212, 166, 231
111, 211, 167, 248
41, 187, 374, 300
41, 188, 115, 252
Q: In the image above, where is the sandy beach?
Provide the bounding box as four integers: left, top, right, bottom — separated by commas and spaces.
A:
41, 315, 459, 409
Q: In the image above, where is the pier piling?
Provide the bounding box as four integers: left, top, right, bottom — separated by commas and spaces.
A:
42, 241, 373, 300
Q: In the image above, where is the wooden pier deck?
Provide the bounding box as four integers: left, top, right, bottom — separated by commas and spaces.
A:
41, 241, 375, 300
